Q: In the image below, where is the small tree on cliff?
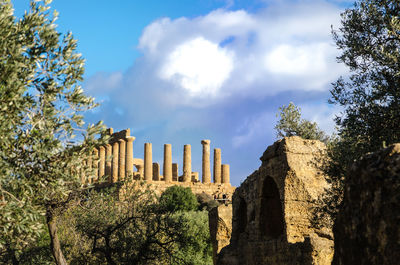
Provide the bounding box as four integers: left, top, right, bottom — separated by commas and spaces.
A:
0, 1, 104, 264
275, 102, 328, 142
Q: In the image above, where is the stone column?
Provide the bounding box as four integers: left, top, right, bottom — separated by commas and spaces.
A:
163, 144, 172, 182
86, 155, 92, 184
201, 140, 211, 183
221, 164, 230, 184
172, 163, 178, 181
80, 160, 86, 184
126, 136, 135, 177
144, 143, 153, 181
153, 162, 160, 181
112, 141, 119, 183
183, 144, 191, 182
119, 139, 126, 180
105, 144, 112, 182
213, 148, 222, 183
92, 148, 98, 184
99, 146, 105, 181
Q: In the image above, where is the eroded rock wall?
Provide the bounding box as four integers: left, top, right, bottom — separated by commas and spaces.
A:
333, 144, 400, 265
217, 137, 333, 265
209, 204, 233, 265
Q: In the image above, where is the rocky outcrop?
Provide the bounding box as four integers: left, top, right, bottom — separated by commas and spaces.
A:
333, 144, 400, 265
209, 204, 233, 265
217, 137, 333, 265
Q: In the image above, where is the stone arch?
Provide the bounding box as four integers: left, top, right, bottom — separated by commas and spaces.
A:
259, 176, 284, 238
237, 197, 247, 234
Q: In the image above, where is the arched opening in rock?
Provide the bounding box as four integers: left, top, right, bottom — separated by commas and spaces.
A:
237, 197, 247, 234
259, 176, 284, 238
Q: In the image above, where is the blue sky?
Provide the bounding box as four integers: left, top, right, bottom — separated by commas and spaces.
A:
12, 0, 353, 186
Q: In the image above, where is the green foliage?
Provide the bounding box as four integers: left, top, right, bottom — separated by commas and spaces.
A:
0, 0, 105, 262
330, 0, 400, 169
171, 211, 213, 265
56, 181, 212, 264
15, 229, 54, 265
314, 0, 400, 228
159, 185, 199, 213
63, 181, 177, 264
328, 0, 400, 185
275, 102, 328, 142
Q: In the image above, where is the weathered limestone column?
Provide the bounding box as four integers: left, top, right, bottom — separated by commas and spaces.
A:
80, 160, 86, 184
183, 144, 191, 182
172, 163, 178, 181
144, 143, 153, 181
92, 148, 98, 184
153, 162, 160, 181
112, 141, 119, 183
119, 139, 126, 180
201, 140, 211, 183
126, 136, 135, 177
221, 164, 230, 184
87, 155, 92, 184
99, 146, 105, 180
213, 148, 222, 183
163, 144, 172, 182
105, 144, 112, 182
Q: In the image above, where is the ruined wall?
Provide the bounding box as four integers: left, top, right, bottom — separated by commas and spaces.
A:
209, 204, 233, 265
333, 144, 400, 265
216, 137, 333, 265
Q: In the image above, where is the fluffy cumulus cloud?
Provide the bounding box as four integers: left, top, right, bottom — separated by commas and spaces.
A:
135, 1, 345, 103
84, 0, 348, 185
160, 37, 234, 97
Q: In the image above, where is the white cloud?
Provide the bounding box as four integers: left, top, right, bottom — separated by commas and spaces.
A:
300, 103, 342, 135
160, 37, 234, 97
265, 43, 328, 76
133, 1, 346, 104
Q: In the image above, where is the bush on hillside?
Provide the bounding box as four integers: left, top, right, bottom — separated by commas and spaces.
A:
159, 185, 199, 213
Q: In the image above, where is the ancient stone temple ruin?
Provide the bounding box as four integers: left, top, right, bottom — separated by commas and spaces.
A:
215, 137, 333, 265
82, 128, 235, 199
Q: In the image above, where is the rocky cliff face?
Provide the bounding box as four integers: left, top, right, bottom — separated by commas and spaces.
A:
209, 204, 233, 265
216, 137, 333, 265
333, 144, 400, 265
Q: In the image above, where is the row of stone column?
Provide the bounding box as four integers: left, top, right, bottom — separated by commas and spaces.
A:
143, 140, 230, 184
85, 136, 135, 184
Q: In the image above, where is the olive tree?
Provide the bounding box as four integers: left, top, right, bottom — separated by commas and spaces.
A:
275, 102, 328, 142
0, 1, 105, 264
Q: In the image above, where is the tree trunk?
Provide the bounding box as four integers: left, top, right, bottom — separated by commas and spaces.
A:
104, 235, 116, 265
47, 208, 68, 265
